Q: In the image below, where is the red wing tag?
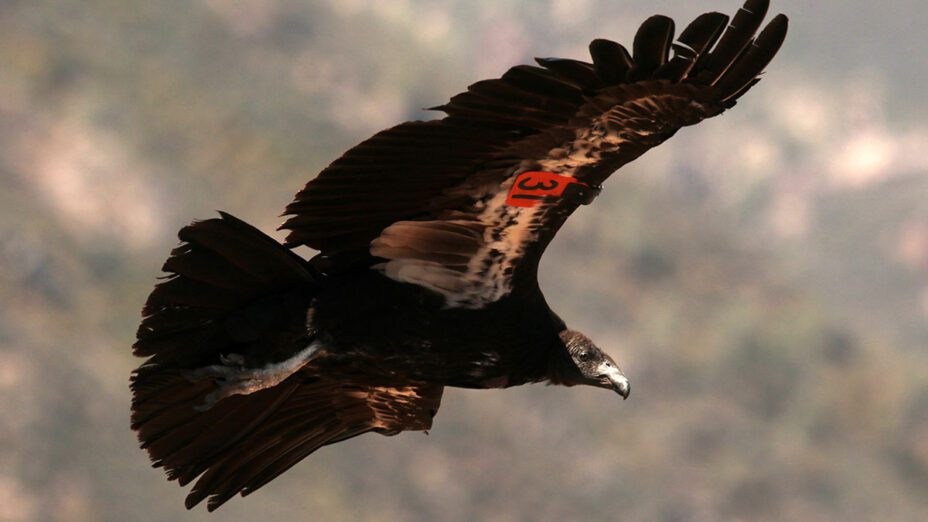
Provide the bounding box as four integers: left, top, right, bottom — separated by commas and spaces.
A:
505, 171, 586, 208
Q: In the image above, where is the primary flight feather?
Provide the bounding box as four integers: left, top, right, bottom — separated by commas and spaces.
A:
131, 0, 788, 510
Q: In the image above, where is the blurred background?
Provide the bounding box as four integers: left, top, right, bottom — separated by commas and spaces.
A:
2, 0, 927, 520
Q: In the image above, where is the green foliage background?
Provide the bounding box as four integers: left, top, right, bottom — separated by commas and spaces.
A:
1, 1, 927, 520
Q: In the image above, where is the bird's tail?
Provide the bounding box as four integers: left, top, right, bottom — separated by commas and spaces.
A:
130, 212, 320, 502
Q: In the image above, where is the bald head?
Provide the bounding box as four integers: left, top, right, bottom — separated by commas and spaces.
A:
558, 330, 630, 399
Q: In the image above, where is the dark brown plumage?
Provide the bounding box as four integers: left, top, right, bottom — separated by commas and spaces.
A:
131, 1, 788, 510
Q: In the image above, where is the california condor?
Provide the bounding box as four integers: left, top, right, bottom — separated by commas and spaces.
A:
131, 0, 788, 510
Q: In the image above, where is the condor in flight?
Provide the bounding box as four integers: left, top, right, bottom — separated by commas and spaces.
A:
131, 0, 787, 510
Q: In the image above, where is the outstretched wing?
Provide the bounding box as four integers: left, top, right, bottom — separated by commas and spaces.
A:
132, 368, 443, 511
282, 0, 788, 307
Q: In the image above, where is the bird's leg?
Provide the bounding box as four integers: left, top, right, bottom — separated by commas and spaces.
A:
184, 342, 323, 411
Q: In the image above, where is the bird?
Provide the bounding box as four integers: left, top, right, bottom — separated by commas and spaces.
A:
131, 0, 787, 511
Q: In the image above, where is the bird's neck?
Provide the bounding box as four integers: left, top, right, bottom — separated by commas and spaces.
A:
545, 343, 582, 386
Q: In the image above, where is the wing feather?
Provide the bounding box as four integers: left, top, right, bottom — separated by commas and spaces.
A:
589, 38, 635, 84
653, 12, 729, 81
695, 0, 771, 85
633, 15, 675, 76
715, 13, 789, 102
534, 57, 604, 91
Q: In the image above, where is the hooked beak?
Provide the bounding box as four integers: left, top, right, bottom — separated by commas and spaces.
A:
611, 375, 630, 400
600, 364, 630, 400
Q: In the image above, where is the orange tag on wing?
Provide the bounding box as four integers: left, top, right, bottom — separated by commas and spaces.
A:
505, 171, 586, 208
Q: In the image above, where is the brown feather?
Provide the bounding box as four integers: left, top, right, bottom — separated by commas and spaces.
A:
589, 38, 634, 84
695, 0, 770, 85
716, 13, 789, 102
534, 57, 604, 91
633, 15, 675, 77
653, 12, 730, 81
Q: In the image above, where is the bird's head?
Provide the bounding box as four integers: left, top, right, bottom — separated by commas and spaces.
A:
558, 329, 630, 399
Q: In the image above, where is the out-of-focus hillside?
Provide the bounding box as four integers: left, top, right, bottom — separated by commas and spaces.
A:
1, 1, 926, 521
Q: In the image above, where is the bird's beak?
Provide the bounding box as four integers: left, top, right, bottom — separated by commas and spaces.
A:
611, 375, 630, 400
600, 364, 630, 400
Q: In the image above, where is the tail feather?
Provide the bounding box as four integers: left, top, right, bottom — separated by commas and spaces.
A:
133, 212, 317, 365
131, 212, 320, 502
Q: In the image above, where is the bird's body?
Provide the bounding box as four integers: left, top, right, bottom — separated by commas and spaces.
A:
309, 271, 559, 389
131, 0, 788, 510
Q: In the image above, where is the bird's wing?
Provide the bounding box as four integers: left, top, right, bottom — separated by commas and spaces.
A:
132, 368, 443, 511
282, 0, 787, 307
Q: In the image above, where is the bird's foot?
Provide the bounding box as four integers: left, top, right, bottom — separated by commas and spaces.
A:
184, 364, 289, 411
184, 343, 323, 411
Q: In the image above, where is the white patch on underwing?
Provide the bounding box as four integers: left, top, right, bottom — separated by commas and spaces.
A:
371, 95, 702, 308
372, 182, 542, 308
536, 105, 658, 174
452, 180, 541, 307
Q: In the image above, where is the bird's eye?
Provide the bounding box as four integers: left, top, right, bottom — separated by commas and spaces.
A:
578, 352, 591, 362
